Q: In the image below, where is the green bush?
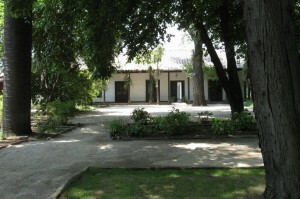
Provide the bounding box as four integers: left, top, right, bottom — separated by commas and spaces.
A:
109, 118, 125, 138
211, 118, 235, 135
243, 100, 254, 107
46, 101, 77, 124
161, 107, 190, 135
131, 108, 152, 124
125, 122, 151, 137
149, 116, 165, 132
197, 111, 213, 122
37, 100, 77, 133
233, 111, 256, 130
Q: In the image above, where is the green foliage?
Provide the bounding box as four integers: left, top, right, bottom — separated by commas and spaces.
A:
37, 101, 76, 133
203, 65, 218, 80
198, 111, 213, 122
212, 111, 256, 135
243, 100, 253, 107
149, 116, 165, 132
233, 111, 256, 130
108, 118, 125, 138
125, 122, 151, 137
32, 67, 100, 106
131, 108, 152, 124
161, 107, 190, 135
211, 118, 235, 135
184, 61, 193, 78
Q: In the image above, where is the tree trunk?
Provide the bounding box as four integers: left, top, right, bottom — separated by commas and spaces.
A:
245, 0, 300, 198
156, 82, 159, 105
192, 38, 206, 106
3, 3, 32, 136
195, 21, 244, 113
220, 0, 244, 113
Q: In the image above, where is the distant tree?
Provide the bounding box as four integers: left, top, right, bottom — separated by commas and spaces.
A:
135, 46, 164, 104
188, 30, 206, 106
121, 0, 245, 113
123, 73, 132, 103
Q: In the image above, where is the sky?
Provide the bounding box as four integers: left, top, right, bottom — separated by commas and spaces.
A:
162, 25, 194, 50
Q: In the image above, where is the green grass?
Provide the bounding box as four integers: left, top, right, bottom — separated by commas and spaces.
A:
61, 168, 265, 199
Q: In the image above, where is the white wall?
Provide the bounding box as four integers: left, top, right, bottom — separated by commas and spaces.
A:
94, 70, 245, 103
130, 73, 148, 101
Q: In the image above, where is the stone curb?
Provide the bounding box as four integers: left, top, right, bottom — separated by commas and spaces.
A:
50, 166, 89, 199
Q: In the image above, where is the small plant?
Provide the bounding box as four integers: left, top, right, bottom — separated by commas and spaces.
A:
197, 111, 213, 122
211, 118, 235, 135
131, 108, 152, 124
149, 116, 165, 132
243, 100, 254, 107
181, 96, 187, 103
162, 107, 190, 135
109, 118, 125, 139
233, 111, 256, 130
36, 100, 77, 133
125, 122, 151, 137
170, 96, 177, 103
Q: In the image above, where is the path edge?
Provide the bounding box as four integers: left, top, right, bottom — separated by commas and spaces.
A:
49, 166, 89, 199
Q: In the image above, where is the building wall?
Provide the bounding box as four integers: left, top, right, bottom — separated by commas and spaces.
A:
130, 73, 148, 101
94, 71, 244, 103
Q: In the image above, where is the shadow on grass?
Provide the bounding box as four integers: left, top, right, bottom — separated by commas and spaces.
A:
61, 168, 265, 199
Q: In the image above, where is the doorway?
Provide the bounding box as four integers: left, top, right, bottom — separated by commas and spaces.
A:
115, 81, 128, 103
170, 81, 185, 102
208, 80, 223, 101
146, 80, 160, 102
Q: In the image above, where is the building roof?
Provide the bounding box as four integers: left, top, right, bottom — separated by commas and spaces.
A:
115, 48, 244, 72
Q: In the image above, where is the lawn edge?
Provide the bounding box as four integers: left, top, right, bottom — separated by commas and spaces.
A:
50, 166, 89, 199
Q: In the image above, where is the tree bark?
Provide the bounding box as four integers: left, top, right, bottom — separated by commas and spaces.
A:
192, 38, 206, 106
3, 3, 32, 136
244, 0, 300, 198
220, 0, 244, 113
195, 21, 244, 113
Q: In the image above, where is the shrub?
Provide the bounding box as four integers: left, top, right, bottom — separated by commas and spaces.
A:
197, 111, 213, 122
125, 122, 151, 137
109, 118, 125, 138
149, 116, 165, 132
233, 111, 256, 130
211, 118, 235, 135
162, 107, 190, 135
46, 101, 77, 124
243, 100, 254, 107
131, 108, 152, 124
37, 100, 77, 133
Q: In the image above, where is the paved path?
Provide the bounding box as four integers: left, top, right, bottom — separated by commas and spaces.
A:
0, 104, 262, 199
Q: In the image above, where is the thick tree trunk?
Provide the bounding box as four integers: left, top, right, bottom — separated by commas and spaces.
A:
196, 21, 244, 113
192, 38, 206, 106
3, 4, 32, 136
245, 0, 300, 198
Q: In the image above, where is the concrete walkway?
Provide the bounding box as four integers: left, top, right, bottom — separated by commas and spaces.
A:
0, 104, 262, 199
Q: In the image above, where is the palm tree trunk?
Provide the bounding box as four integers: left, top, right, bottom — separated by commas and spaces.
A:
3, 3, 32, 136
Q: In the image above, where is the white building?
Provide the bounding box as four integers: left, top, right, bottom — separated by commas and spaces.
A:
94, 48, 244, 103
95, 26, 245, 103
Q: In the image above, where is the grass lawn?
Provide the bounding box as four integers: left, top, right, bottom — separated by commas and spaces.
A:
61, 168, 265, 199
